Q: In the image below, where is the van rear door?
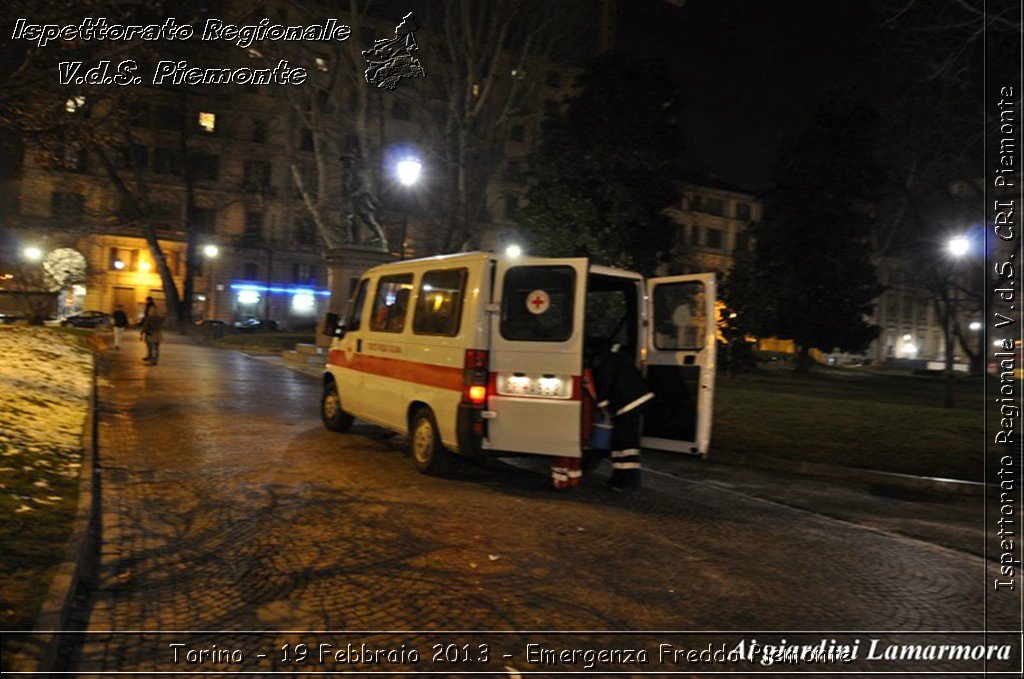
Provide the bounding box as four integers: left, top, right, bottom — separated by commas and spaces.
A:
486, 258, 588, 456
642, 273, 717, 456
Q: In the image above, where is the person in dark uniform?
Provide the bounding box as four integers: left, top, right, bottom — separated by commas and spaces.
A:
590, 340, 655, 491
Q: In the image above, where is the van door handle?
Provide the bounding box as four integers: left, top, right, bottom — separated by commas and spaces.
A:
356, 339, 362, 352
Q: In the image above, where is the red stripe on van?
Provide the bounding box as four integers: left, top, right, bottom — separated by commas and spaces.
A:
328, 349, 464, 392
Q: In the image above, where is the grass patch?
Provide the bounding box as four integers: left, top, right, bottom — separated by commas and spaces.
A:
211, 332, 315, 354
712, 367, 984, 481
0, 327, 93, 630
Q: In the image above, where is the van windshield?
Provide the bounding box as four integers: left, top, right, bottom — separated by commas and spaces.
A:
500, 266, 575, 342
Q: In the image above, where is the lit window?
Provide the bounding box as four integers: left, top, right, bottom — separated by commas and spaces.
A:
315, 56, 329, 72
291, 292, 316, 312
65, 96, 86, 113
198, 112, 216, 133
237, 290, 261, 305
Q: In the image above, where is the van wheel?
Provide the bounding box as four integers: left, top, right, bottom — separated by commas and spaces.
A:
410, 407, 452, 475
321, 381, 354, 432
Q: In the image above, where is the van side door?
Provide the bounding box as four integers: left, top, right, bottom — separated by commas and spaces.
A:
642, 273, 717, 456
486, 258, 588, 456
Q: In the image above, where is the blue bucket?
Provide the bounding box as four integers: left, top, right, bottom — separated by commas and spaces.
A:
590, 419, 613, 450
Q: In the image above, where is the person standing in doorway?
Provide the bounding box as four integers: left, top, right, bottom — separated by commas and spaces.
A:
111, 304, 128, 350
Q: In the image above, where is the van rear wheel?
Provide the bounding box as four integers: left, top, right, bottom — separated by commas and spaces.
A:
410, 407, 452, 475
321, 381, 354, 432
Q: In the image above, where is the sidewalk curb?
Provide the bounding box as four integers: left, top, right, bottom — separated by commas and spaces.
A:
7, 351, 101, 674
713, 451, 987, 497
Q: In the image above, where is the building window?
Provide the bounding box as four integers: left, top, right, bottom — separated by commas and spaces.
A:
252, 119, 267, 143
545, 70, 561, 88
314, 55, 329, 72
706, 228, 723, 249
509, 124, 525, 142
706, 198, 725, 216
242, 262, 260, 279
109, 247, 139, 271
544, 99, 559, 117
65, 96, 87, 114
300, 129, 314, 152
690, 225, 702, 246
294, 217, 316, 245
505, 194, 519, 218
61, 145, 85, 172
735, 202, 751, 220
188, 152, 220, 181
504, 159, 524, 182
688, 194, 704, 212
244, 210, 263, 240
51, 192, 84, 217
153, 147, 182, 175
292, 263, 316, 285
124, 144, 148, 170
154, 105, 177, 129
193, 208, 216, 233
243, 160, 272, 192
197, 111, 216, 133
392, 101, 411, 120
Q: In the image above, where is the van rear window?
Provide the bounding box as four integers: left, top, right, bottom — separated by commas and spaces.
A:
500, 266, 575, 342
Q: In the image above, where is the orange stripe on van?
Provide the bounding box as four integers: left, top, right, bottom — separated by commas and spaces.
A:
328, 349, 464, 392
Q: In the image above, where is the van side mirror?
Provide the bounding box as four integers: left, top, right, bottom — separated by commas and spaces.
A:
322, 312, 344, 338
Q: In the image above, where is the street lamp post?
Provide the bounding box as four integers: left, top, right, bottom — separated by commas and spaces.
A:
202, 244, 219, 321
395, 157, 421, 260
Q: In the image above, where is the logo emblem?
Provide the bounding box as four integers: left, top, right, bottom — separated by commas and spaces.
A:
526, 290, 550, 315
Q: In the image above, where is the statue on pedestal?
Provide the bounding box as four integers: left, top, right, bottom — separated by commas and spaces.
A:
341, 152, 389, 250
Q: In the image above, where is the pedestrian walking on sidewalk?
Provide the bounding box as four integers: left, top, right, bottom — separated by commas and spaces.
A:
111, 305, 128, 350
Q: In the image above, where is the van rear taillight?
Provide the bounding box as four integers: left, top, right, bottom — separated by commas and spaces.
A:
463, 349, 489, 406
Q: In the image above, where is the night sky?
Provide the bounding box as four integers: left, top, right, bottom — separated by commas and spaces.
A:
618, 0, 893, 191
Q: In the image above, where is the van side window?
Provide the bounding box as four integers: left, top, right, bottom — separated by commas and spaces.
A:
346, 278, 369, 332
413, 268, 467, 336
500, 266, 575, 342
370, 273, 414, 333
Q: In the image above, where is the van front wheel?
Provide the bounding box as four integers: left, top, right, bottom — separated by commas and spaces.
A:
321, 381, 354, 432
410, 407, 452, 475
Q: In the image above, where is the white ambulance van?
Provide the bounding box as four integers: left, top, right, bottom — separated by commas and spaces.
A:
320, 252, 717, 475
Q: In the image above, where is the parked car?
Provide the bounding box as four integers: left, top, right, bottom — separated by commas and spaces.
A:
196, 319, 228, 339
61, 310, 110, 328
232, 317, 279, 333
0, 312, 25, 324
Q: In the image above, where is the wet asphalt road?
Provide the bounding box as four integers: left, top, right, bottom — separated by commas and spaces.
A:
61, 336, 1018, 676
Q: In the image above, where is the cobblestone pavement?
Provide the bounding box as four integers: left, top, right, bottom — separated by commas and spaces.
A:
62, 337, 1018, 676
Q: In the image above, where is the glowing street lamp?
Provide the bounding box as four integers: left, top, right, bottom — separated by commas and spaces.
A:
396, 157, 422, 187
23, 246, 42, 262
506, 244, 522, 258
395, 156, 422, 259
947, 236, 969, 257
203, 244, 219, 258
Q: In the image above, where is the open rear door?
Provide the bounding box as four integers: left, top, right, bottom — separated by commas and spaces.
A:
485, 257, 588, 457
642, 273, 717, 456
